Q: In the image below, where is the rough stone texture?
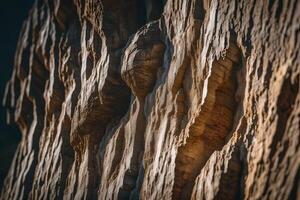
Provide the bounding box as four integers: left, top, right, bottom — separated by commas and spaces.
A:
1, 0, 300, 199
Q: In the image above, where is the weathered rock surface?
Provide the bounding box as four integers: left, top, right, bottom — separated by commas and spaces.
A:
1, 0, 300, 199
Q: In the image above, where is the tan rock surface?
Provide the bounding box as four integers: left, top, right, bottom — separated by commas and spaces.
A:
1, 0, 299, 199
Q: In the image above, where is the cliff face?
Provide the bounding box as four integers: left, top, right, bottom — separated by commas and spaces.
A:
1, 0, 300, 199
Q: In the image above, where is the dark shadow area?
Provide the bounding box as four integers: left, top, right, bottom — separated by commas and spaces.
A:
138, 0, 166, 26
0, 0, 34, 189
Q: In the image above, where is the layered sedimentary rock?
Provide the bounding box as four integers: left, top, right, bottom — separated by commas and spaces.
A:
1, 0, 300, 199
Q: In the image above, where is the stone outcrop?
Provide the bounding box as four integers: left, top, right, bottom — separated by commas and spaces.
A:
1, 0, 300, 199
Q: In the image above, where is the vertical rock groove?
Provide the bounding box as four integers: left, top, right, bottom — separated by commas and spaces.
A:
173, 42, 244, 200
98, 21, 165, 199
1, 0, 300, 200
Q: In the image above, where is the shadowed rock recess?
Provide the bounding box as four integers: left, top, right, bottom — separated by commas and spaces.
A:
1, 0, 300, 199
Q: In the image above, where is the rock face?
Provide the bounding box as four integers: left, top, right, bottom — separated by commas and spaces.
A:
1, 0, 300, 199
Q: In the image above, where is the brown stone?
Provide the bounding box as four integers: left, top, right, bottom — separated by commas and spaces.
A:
1, 0, 300, 199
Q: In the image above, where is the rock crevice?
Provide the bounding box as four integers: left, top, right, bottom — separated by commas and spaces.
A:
1, 0, 300, 200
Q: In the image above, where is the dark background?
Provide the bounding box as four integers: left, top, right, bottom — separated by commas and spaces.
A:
0, 0, 34, 189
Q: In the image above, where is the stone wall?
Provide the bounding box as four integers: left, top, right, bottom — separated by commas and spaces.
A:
1, 0, 299, 199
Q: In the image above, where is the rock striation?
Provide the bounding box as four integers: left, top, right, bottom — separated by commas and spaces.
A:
1, 0, 300, 199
